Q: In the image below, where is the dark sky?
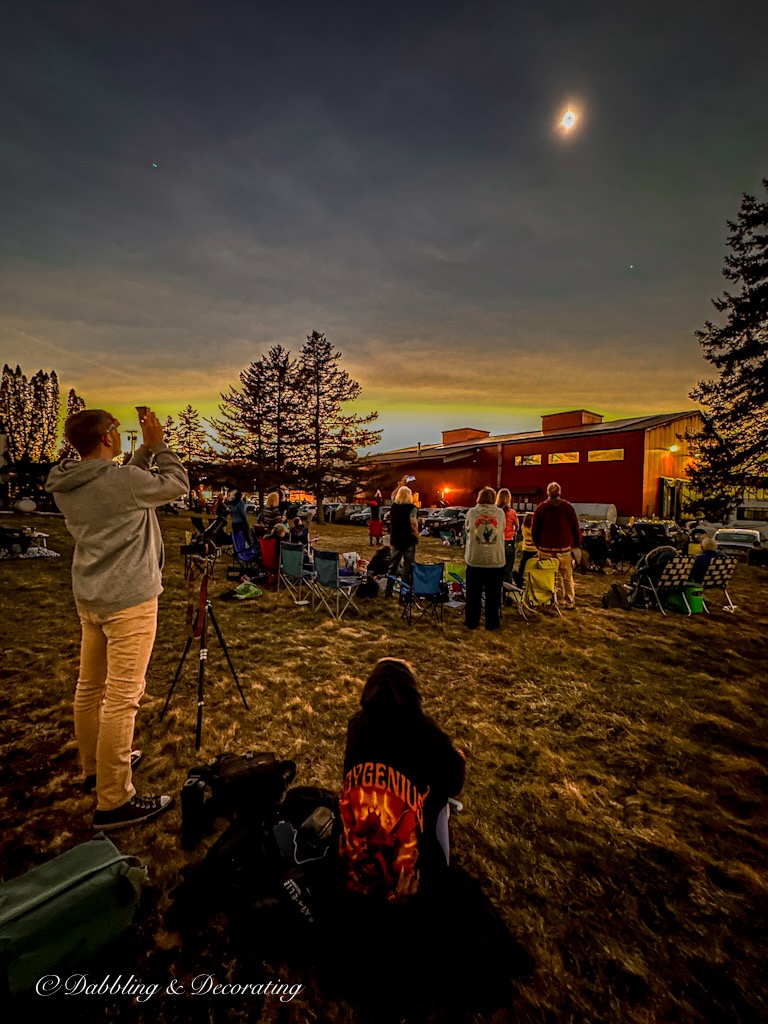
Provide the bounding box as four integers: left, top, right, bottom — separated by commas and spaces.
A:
2, 0, 767, 449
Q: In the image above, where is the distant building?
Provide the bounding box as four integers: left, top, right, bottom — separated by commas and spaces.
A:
368, 409, 703, 519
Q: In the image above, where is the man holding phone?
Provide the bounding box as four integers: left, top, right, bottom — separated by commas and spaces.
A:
46, 407, 188, 830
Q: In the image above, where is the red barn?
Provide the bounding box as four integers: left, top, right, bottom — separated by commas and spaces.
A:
368, 409, 702, 520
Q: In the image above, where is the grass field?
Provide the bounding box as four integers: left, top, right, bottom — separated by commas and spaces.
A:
1, 511, 767, 1024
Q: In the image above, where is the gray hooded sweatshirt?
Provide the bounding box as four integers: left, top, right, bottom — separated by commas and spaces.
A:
45, 444, 189, 614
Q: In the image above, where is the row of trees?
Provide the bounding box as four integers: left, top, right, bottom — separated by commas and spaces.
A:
685, 178, 768, 521
1, 333, 381, 522
0, 366, 84, 463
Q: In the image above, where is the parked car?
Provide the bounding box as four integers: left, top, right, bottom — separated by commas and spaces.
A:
244, 501, 259, 514
713, 528, 766, 559
331, 503, 367, 523
426, 506, 469, 539
632, 519, 687, 553
322, 502, 345, 519
349, 508, 372, 525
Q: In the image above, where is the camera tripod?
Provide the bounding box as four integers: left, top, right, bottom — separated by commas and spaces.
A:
161, 553, 249, 750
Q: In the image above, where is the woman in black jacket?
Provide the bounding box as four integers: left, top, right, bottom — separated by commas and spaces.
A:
340, 658, 465, 903
384, 486, 419, 597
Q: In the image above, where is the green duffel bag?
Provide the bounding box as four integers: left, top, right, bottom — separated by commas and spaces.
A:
0, 833, 147, 996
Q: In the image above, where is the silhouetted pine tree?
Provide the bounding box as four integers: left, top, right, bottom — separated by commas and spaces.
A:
57, 388, 86, 459
174, 405, 214, 509
211, 345, 301, 503
686, 180, 768, 520
294, 331, 381, 524
162, 415, 179, 452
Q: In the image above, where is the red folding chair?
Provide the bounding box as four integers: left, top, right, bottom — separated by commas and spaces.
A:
258, 537, 280, 588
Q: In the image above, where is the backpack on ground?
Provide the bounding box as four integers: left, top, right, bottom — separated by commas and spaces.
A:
168, 783, 340, 933
0, 834, 146, 995
601, 583, 630, 610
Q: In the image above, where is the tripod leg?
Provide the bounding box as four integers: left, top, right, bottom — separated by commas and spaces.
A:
161, 636, 194, 719
207, 603, 249, 710
195, 604, 208, 751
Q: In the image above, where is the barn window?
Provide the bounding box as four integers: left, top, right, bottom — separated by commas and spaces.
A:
549, 451, 579, 464
587, 448, 624, 462
514, 454, 542, 466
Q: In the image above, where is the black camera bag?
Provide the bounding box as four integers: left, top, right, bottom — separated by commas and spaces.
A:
168, 784, 340, 932
181, 751, 297, 849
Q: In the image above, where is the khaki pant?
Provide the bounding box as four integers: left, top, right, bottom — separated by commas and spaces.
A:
75, 598, 158, 811
538, 549, 576, 605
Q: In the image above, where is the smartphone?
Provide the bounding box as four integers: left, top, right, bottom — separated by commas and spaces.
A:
406, 475, 415, 483
136, 405, 148, 419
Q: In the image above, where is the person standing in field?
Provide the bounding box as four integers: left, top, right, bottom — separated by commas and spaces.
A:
531, 481, 582, 609
259, 490, 283, 531
464, 486, 506, 631
495, 488, 519, 585
385, 486, 419, 597
45, 408, 188, 830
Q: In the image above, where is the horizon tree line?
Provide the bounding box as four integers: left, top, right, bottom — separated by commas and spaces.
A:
0, 331, 381, 521
3, 176, 767, 526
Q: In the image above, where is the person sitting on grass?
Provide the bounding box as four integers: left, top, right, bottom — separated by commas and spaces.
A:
365, 544, 392, 580
339, 658, 465, 903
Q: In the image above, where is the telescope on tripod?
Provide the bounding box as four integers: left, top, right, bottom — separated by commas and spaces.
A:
161, 540, 249, 750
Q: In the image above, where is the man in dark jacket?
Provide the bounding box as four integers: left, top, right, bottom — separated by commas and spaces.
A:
531, 481, 582, 608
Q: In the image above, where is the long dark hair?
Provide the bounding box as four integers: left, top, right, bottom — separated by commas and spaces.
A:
360, 658, 425, 727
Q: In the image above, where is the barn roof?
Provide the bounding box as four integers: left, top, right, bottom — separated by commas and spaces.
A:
368, 412, 697, 463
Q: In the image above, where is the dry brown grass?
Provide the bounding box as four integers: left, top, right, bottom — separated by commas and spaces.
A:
1, 512, 767, 1024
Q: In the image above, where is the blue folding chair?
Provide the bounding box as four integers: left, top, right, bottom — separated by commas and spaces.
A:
278, 542, 313, 605
231, 528, 261, 574
399, 562, 446, 627
311, 550, 362, 619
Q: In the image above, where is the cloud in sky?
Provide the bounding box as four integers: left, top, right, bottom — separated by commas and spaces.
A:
1, 0, 767, 451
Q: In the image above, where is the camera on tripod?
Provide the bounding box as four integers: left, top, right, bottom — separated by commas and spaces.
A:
180, 535, 218, 558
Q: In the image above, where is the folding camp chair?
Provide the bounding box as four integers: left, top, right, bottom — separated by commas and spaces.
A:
502, 580, 529, 620
278, 542, 314, 605
444, 561, 467, 610
398, 562, 446, 627
311, 549, 362, 619
700, 555, 738, 613
231, 528, 261, 575
637, 553, 694, 615
258, 536, 280, 588
523, 557, 562, 616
